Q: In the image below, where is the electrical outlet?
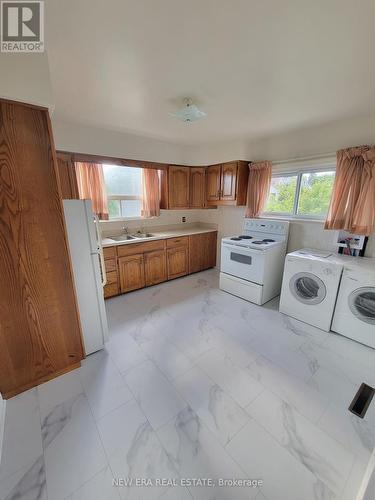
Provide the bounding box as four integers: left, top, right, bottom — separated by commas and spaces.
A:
182, 216, 186, 223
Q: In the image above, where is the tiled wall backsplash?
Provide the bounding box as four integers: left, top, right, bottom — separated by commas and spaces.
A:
100, 209, 217, 237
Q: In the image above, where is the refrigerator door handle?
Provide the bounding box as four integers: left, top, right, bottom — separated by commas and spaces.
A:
94, 214, 107, 287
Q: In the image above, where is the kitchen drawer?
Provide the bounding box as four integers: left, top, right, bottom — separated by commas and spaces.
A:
106, 270, 118, 285
104, 283, 119, 298
103, 246, 116, 260
104, 258, 117, 273
166, 236, 189, 248
117, 239, 165, 257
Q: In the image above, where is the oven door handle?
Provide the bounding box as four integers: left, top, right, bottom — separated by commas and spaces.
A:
222, 243, 263, 253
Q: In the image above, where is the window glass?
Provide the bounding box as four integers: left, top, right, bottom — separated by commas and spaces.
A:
264, 175, 298, 214
297, 171, 335, 217
264, 168, 335, 218
120, 199, 142, 218
102, 164, 143, 218
108, 199, 121, 219
103, 165, 142, 196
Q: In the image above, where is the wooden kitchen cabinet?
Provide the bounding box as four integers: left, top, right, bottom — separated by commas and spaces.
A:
144, 250, 167, 286
119, 254, 145, 293
206, 164, 221, 202
189, 167, 206, 208
56, 151, 79, 199
189, 232, 218, 273
103, 247, 119, 298
206, 161, 249, 206
103, 232, 216, 298
168, 165, 190, 209
167, 246, 189, 279
221, 161, 237, 201
0, 99, 84, 399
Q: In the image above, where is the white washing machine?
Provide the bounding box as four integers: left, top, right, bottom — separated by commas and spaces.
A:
279, 249, 345, 331
331, 258, 375, 348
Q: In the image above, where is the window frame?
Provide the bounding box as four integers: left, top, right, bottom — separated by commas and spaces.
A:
262, 163, 336, 220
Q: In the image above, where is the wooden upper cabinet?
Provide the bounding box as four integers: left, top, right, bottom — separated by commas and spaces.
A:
0, 99, 84, 399
56, 152, 79, 199
189, 167, 206, 208
144, 250, 167, 286
221, 162, 237, 201
119, 254, 145, 293
206, 164, 221, 202
168, 166, 190, 209
206, 161, 249, 206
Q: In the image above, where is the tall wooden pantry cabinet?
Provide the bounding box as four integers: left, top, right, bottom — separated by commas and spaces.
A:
0, 99, 84, 399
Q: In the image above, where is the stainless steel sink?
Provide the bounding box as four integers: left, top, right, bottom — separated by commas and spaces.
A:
131, 233, 155, 239
109, 235, 137, 242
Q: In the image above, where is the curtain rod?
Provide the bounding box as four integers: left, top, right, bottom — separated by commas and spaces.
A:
272, 151, 336, 165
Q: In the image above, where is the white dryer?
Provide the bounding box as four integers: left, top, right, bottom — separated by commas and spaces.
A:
331, 258, 375, 348
279, 249, 345, 331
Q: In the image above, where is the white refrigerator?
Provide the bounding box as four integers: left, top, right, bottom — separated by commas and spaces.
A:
63, 200, 108, 355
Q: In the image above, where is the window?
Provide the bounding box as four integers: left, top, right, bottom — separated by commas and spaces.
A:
103, 164, 142, 219
264, 169, 335, 218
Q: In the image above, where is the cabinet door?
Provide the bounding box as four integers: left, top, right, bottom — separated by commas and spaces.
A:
56, 152, 79, 199
206, 164, 221, 202
221, 162, 237, 201
167, 246, 189, 280
189, 232, 217, 273
168, 166, 190, 209
144, 250, 167, 286
204, 231, 218, 269
190, 167, 206, 208
119, 254, 145, 293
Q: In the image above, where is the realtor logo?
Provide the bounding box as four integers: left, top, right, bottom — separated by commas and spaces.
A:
1, 1, 44, 52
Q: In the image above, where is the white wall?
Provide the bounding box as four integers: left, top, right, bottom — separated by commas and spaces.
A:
55, 111, 375, 256
184, 113, 375, 257
357, 450, 375, 500
0, 52, 54, 110
0, 393, 5, 460
52, 120, 185, 165
183, 113, 375, 165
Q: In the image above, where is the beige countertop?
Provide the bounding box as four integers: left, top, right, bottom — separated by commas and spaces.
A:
102, 225, 217, 247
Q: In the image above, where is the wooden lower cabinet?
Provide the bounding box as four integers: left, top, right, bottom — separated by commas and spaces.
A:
167, 246, 189, 279
189, 232, 218, 274
103, 271, 119, 298
104, 231, 217, 299
144, 250, 167, 286
119, 254, 145, 293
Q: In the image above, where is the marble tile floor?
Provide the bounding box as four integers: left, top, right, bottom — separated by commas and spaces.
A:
1, 269, 375, 500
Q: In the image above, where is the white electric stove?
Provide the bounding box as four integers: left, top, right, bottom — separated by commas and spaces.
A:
220, 218, 290, 305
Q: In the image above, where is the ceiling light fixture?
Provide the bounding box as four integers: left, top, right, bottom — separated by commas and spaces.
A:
169, 98, 206, 123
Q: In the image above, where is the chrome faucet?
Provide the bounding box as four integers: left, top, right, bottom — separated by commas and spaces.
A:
122, 226, 129, 235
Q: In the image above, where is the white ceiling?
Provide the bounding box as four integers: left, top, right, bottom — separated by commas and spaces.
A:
46, 0, 375, 145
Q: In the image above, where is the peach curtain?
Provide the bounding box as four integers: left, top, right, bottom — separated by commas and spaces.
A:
324, 146, 375, 235
141, 168, 160, 218
245, 161, 272, 217
75, 162, 109, 220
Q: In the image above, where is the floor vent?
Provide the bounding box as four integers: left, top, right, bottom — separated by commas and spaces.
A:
349, 383, 375, 418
